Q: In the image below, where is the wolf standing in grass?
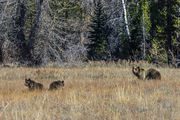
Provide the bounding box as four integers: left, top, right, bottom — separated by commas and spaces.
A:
132, 66, 161, 80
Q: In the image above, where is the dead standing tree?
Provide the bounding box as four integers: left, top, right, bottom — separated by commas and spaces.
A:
0, 0, 21, 64
28, 0, 44, 65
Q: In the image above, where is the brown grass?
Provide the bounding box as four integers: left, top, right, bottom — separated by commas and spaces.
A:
0, 62, 180, 120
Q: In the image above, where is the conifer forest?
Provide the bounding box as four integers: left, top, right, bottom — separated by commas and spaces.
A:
0, 0, 179, 67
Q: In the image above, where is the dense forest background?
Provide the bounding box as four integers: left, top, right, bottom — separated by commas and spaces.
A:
0, 0, 179, 67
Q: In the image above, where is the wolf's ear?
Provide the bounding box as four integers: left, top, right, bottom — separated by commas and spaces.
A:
137, 66, 140, 70
25, 78, 27, 81
62, 81, 64, 84
136, 66, 141, 72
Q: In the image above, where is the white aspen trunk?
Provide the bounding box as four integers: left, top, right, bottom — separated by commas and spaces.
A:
142, 12, 146, 59
121, 0, 130, 40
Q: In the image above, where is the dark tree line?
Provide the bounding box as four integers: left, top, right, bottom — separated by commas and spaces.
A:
0, 0, 179, 67
88, 0, 179, 67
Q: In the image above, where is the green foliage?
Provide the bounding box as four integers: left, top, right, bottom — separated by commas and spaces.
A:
149, 38, 167, 63
165, 0, 180, 56
149, 0, 167, 63
149, 0, 179, 64
50, 0, 84, 20
88, 0, 109, 60
142, 0, 151, 33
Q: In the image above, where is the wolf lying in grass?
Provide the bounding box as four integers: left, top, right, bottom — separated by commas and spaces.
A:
132, 66, 161, 80
49, 80, 64, 90
24, 78, 43, 91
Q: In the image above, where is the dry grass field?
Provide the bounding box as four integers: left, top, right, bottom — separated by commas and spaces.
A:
0, 62, 180, 120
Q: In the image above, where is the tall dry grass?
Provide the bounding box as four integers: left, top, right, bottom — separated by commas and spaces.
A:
0, 62, 180, 120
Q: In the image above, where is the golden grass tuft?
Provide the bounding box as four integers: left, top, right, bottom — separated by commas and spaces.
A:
0, 62, 180, 120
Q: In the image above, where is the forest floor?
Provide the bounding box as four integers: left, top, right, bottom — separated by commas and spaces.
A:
0, 62, 179, 120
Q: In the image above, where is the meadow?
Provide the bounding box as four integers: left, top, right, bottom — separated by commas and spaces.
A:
0, 62, 179, 120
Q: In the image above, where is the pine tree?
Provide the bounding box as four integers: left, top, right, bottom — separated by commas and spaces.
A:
88, 0, 109, 60
149, 0, 179, 64
129, 1, 143, 60
141, 0, 151, 60
165, 0, 180, 64
149, 0, 167, 63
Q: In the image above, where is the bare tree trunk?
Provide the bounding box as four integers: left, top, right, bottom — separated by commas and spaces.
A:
142, 12, 146, 60
16, 0, 28, 62
166, 0, 173, 65
121, 0, 134, 60
28, 0, 43, 64
121, 0, 130, 40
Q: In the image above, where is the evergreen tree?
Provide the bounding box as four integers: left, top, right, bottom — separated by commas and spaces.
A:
129, 1, 143, 60
165, 0, 180, 64
149, 0, 167, 63
149, 0, 179, 64
141, 0, 151, 60
88, 0, 109, 60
